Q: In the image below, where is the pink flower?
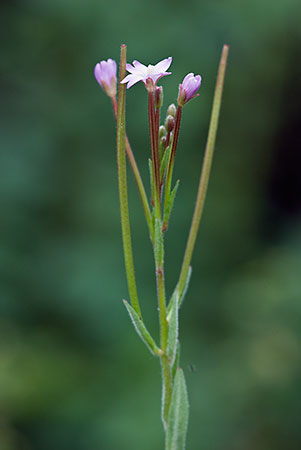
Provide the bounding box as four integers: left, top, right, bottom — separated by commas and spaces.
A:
177, 73, 202, 106
120, 57, 172, 89
94, 59, 117, 97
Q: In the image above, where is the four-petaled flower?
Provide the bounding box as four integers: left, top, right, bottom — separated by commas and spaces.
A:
94, 59, 117, 97
120, 57, 172, 89
177, 73, 202, 107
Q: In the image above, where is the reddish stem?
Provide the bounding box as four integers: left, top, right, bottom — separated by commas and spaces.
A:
148, 90, 160, 204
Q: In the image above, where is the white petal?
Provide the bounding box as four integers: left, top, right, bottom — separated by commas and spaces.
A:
154, 57, 172, 73
126, 75, 143, 88
120, 73, 142, 88
133, 60, 146, 71
120, 74, 134, 84
126, 63, 136, 73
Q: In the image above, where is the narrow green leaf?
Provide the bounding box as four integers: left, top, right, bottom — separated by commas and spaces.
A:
123, 299, 161, 356
160, 145, 171, 181
167, 266, 192, 315
154, 217, 164, 267
148, 158, 155, 208
166, 368, 189, 450
163, 179, 180, 229
171, 340, 180, 380
167, 291, 179, 365
179, 265, 192, 307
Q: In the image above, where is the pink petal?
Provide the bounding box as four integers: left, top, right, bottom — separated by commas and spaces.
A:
94, 64, 103, 86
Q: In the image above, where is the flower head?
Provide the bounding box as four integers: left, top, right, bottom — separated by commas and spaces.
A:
177, 73, 202, 106
94, 59, 117, 97
120, 57, 172, 90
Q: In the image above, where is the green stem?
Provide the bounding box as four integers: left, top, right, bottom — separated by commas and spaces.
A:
177, 45, 229, 300
116, 44, 142, 317
157, 260, 171, 428
112, 97, 153, 242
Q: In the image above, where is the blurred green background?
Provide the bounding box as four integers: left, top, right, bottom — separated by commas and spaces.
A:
1, 0, 301, 449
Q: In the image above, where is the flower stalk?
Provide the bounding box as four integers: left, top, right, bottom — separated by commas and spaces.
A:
111, 96, 153, 241
116, 45, 142, 317
163, 105, 183, 231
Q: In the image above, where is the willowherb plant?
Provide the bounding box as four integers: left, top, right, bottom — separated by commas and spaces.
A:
94, 44, 229, 449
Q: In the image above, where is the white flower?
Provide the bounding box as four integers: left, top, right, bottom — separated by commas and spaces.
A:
121, 57, 172, 89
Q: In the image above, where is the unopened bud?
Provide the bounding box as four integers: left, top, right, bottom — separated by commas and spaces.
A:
155, 86, 164, 109
165, 115, 175, 133
94, 59, 117, 98
160, 136, 167, 147
167, 103, 176, 117
159, 125, 167, 138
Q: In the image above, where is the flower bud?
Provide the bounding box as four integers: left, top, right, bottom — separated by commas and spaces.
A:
159, 125, 167, 138
177, 73, 202, 106
165, 115, 175, 133
160, 136, 167, 147
94, 59, 117, 97
155, 86, 164, 109
167, 103, 176, 117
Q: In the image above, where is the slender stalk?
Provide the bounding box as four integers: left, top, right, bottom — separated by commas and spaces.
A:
177, 45, 229, 299
116, 44, 142, 317
148, 89, 161, 213
163, 106, 183, 231
112, 97, 153, 241
147, 84, 172, 429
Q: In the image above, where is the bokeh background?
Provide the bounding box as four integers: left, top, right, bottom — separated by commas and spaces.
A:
1, 0, 301, 449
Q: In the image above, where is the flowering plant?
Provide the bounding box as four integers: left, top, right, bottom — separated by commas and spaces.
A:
94, 44, 228, 449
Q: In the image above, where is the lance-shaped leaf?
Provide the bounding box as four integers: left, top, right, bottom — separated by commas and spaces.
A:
148, 158, 155, 209
163, 179, 180, 229
167, 291, 179, 365
179, 265, 192, 307
154, 217, 164, 268
167, 266, 192, 315
123, 300, 161, 356
171, 340, 180, 380
160, 145, 171, 181
166, 368, 189, 450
